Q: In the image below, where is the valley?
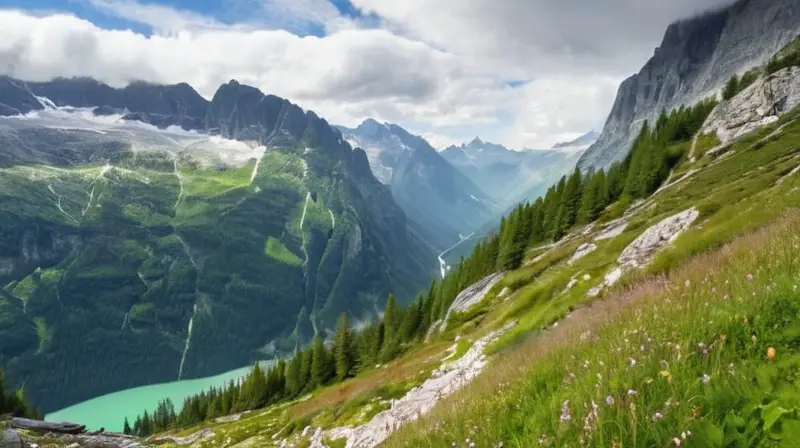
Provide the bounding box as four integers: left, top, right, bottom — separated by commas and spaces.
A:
2, 1, 800, 447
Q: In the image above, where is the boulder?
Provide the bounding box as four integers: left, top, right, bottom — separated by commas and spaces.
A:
1, 429, 22, 448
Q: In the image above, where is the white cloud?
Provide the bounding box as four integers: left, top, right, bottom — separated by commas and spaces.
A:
0, 0, 737, 149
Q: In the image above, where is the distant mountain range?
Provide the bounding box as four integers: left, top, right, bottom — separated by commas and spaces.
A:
441, 137, 589, 211
552, 130, 600, 150
337, 120, 499, 251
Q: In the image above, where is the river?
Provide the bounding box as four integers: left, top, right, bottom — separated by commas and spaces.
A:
45, 361, 275, 433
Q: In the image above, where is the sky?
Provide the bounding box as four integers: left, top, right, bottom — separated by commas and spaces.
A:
0, 0, 737, 149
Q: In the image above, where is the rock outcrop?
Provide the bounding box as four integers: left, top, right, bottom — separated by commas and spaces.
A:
441, 273, 504, 329
702, 67, 800, 146
568, 243, 597, 265
325, 322, 514, 448
579, 0, 800, 170
589, 208, 699, 296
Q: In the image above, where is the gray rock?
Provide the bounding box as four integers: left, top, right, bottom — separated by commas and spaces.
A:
568, 243, 597, 265
702, 67, 800, 147
579, 0, 800, 171
441, 272, 504, 330
1, 429, 22, 448
618, 208, 699, 269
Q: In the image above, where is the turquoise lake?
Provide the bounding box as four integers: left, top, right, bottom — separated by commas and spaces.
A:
45, 362, 274, 433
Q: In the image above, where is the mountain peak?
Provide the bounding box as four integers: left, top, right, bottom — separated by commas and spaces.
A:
552, 130, 600, 149
469, 136, 484, 146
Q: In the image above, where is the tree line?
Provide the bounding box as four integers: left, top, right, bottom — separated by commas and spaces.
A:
126, 293, 436, 436
0, 368, 41, 419
125, 97, 718, 437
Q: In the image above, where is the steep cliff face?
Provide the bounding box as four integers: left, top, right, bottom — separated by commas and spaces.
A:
579, 0, 800, 170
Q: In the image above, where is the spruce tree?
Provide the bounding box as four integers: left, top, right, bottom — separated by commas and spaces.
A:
310, 334, 330, 387
334, 313, 353, 382
123, 417, 132, 435
380, 294, 402, 361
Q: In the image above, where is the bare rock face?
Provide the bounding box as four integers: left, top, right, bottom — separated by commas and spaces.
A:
330, 323, 514, 448
618, 208, 699, 269
441, 272, 504, 330
589, 208, 699, 297
568, 243, 597, 265
702, 67, 800, 146
579, 0, 800, 170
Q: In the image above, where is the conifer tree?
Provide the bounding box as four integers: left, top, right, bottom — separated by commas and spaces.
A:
123, 417, 132, 435
310, 334, 330, 387
334, 313, 353, 382
380, 294, 402, 361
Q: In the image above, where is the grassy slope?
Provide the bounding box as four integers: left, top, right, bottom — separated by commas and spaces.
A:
141, 111, 800, 447
380, 112, 800, 446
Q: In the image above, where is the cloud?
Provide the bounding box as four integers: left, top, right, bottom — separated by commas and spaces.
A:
349, 0, 738, 77
87, 0, 229, 34
0, 0, 738, 149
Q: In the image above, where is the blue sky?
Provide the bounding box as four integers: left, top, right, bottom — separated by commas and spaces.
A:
0, 0, 731, 149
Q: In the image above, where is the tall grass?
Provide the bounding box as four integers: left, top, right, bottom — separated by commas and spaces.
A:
386, 212, 800, 447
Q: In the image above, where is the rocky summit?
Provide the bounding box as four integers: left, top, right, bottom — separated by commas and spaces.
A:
580, 0, 800, 170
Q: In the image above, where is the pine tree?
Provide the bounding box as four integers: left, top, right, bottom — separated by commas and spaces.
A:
310, 334, 330, 387
140, 410, 151, 436
334, 313, 353, 382
562, 167, 583, 229
722, 74, 740, 100
380, 294, 402, 361
123, 417, 132, 435
398, 297, 422, 343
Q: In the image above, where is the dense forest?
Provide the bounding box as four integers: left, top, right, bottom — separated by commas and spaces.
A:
128, 97, 718, 437
0, 368, 40, 419
127, 293, 434, 436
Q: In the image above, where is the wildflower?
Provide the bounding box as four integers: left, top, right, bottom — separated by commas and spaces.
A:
728, 363, 736, 375
583, 401, 599, 433
645, 377, 654, 384
685, 280, 691, 288
560, 400, 572, 423
627, 357, 637, 368
701, 374, 711, 384
682, 431, 692, 439
640, 345, 648, 352
651, 412, 664, 421
605, 395, 616, 406
767, 347, 776, 361
660, 360, 669, 370
627, 389, 638, 397
538, 434, 548, 445
722, 294, 730, 301
746, 273, 754, 281
673, 437, 682, 446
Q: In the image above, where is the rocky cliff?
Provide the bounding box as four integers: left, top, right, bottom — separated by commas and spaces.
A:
579, 0, 800, 170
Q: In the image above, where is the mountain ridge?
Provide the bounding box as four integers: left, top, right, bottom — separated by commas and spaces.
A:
337, 119, 498, 251
0, 75, 437, 413
578, 0, 800, 170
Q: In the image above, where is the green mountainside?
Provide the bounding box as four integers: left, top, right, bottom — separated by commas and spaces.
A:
88, 36, 800, 448
0, 78, 436, 413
